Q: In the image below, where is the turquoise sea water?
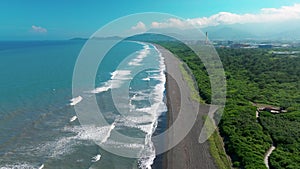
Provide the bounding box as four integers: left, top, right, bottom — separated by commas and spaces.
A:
0, 40, 167, 169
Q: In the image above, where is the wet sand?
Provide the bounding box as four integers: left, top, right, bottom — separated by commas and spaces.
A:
153, 45, 217, 169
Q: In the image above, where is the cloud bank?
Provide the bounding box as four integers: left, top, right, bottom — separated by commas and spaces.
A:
131, 21, 147, 31
31, 25, 47, 33
145, 4, 300, 29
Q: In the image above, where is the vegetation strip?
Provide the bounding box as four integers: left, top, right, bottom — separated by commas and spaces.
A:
130, 34, 300, 168
176, 49, 232, 169
203, 116, 233, 169
155, 41, 300, 169
178, 63, 205, 103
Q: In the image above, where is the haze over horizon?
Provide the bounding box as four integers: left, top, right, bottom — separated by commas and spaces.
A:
1, 1, 300, 40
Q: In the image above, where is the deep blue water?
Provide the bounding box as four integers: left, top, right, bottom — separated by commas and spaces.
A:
0, 40, 167, 169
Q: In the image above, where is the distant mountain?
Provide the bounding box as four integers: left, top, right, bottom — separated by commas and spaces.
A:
145, 21, 300, 41
69, 37, 88, 41
126, 33, 176, 42
146, 26, 255, 41
70, 20, 300, 42
70, 36, 123, 41
92, 36, 123, 40
201, 20, 300, 41
273, 29, 300, 41
202, 26, 255, 40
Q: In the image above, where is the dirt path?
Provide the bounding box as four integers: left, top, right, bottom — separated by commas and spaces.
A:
264, 146, 276, 169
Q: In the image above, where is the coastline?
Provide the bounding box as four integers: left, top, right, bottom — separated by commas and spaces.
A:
152, 44, 217, 169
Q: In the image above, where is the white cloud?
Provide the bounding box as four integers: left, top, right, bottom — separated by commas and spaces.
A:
131, 21, 147, 31
152, 18, 189, 29
31, 25, 47, 33
151, 4, 300, 29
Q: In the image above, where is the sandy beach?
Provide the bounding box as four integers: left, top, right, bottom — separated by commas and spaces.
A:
153, 44, 217, 169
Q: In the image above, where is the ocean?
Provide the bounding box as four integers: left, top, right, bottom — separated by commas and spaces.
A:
0, 40, 167, 169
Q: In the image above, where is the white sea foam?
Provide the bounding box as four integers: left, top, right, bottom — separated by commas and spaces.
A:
14, 137, 74, 159
128, 44, 150, 66
41, 135, 76, 158
0, 163, 37, 169
100, 44, 166, 168
38, 164, 44, 169
87, 43, 166, 169
91, 70, 131, 94
139, 134, 156, 169
63, 123, 116, 143
91, 154, 101, 162
131, 94, 147, 101
101, 122, 116, 144
138, 45, 166, 169
111, 70, 131, 80
142, 77, 151, 81
69, 96, 83, 106
102, 140, 145, 157
124, 115, 153, 124
92, 43, 150, 94
91, 82, 111, 93
69, 116, 77, 122
105, 140, 145, 149
129, 89, 154, 112
146, 70, 160, 73
114, 115, 152, 133
22, 122, 116, 159
132, 89, 152, 94
136, 107, 153, 113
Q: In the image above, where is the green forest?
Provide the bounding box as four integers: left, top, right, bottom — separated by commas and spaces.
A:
153, 41, 300, 169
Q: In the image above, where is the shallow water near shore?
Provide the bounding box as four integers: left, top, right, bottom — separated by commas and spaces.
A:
0, 40, 167, 169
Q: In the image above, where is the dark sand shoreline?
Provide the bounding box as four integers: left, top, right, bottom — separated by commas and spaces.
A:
153, 44, 217, 169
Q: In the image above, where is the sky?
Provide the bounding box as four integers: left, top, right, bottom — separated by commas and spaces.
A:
1, 0, 300, 40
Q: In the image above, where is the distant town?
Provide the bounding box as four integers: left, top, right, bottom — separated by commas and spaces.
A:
211, 40, 300, 49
